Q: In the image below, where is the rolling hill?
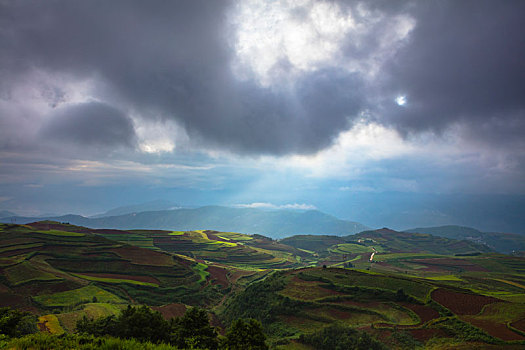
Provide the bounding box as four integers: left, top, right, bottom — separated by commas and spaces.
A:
0, 206, 369, 238
405, 225, 525, 254
2, 221, 525, 349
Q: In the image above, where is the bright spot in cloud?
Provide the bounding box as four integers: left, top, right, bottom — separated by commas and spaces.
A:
134, 118, 188, 154
230, 0, 415, 86
395, 95, 407, 106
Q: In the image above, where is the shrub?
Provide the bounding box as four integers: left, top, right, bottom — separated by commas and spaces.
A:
0, 307, 37, 337
221, 318, 267, 350
299, 323, 386, 350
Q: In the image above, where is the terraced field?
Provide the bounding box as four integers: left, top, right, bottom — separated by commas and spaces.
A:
2, 221, 525, 349
220, 266, 525, 349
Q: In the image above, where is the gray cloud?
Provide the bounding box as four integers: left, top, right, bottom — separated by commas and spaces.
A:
377, 0, 525, 149
0, 0, 368, 156
0, 0, 524, 159
40, 102, 136, 148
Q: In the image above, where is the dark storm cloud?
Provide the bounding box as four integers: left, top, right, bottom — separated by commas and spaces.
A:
379, 0, 525, 149
40, 102, 136, 148
0, 0, 366, 156
1, 0, 524, 157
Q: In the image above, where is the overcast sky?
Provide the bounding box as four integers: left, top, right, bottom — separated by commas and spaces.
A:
1, 0, 524, 231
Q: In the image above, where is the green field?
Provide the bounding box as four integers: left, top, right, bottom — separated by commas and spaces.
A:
4, 261, 62, 285
33, 284, 125, 307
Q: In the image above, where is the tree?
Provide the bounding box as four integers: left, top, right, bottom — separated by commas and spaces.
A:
117, 305, 170, 343
171, 307, 218, 350
222, 318, 268, 350
0, 307, 37, 337
76, 305, 169, 344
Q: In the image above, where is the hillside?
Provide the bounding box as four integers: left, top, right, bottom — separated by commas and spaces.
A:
2, 221, 525, 349
352, 228, 493, 255
405, 225, 525, 253
0, 206, 369, 238
220, 266, 525, 348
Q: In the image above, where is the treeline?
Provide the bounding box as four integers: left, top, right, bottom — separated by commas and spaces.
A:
77, 305, 267, 350
299, 323, 386, 350
0, 306, 267, 350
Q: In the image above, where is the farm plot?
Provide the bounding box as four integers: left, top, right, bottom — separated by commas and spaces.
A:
329, 243, 375, 255
431, 288, 500, 315
110, 246, 174, 266
33, 284, 124, 308
72, 273, 159, 287
4, 261, 62, 286
38, 314, 64, 335
301, 268, 434, 301
279, 276, 343, 301
56, 302, 124, 332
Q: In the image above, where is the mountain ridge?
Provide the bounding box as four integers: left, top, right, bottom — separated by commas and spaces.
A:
0, 205, 369, 239
405, 225, 525, 253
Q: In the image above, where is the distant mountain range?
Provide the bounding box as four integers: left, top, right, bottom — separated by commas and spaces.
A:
0, 205, 369, 239
405, 225, 525, 254
2, 205, 524, 252
90, 199, 180, 218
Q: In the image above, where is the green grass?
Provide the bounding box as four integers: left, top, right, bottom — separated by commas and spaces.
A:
193, 262, 209, 284
373, 253, 448, 261
71, 273, 159, 287
6, 333, 178, 349
426, 275, 463, 281
33, 284, 124, 307
4, 261, 62, 285
36, 229, 85, 237
0, 243, 44, 253
0, 255, 27, 267
215, 232, 254, 241
57, 302, 125, 331
168, 231, 185, 235
328, 243, 374, 254
38, 314, 65, 335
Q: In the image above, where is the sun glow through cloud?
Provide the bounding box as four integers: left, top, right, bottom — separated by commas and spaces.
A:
395, 95, 407, 106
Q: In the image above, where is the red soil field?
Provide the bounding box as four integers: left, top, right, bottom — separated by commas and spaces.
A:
461, 317, 525, 341
431, 288, 500, 315
93, 229, 136, 235
414, 258, 488, 272
111, 246, 173, 266
0, 292, 37, 312
409, 328, 448, 342
28, 222, 92, 233
281, 277, 342, 300
511, 318, 525, 333
400, 302, 440, 324
152, 303, 187, 319
0, 282, 9, 293
334, 300, 381, 308
80, 272, 160, 285
227, 270, 254, 283
325, 307, 352, 320
206, 265, 229, 288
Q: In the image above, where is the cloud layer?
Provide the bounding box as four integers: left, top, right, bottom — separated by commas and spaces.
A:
1, 0, 524, 220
